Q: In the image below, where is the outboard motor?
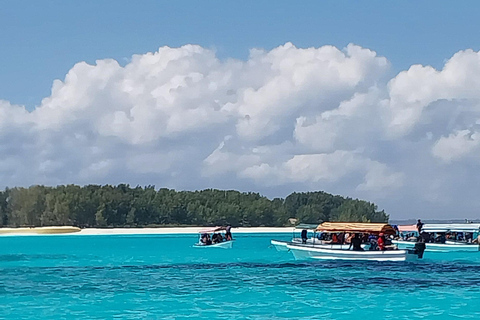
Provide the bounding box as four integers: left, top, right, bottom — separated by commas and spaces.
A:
414, 242, 426, 259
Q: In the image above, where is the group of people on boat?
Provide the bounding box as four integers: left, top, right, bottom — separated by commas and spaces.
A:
400, 230, 479, 245
314, 231, 394, 251
199, 226, 233, 246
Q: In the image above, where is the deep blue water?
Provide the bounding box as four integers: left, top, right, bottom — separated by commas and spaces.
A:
1, 233, 480, 319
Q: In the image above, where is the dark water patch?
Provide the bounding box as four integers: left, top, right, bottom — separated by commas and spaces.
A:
0, 254, 73, 262
3, 259, 480, 274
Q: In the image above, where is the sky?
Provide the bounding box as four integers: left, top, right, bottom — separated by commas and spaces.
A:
1, 1, 480, 219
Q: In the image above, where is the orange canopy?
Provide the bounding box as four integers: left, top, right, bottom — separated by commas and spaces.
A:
316, 222, 397, 235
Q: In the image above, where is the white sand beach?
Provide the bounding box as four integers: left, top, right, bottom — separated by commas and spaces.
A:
77, 227, 293, 235
0, 226, 294, 236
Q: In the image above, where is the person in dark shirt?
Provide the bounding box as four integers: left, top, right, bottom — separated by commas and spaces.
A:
350, 233, 364, 251
225, 226, 232, 241
416, 219, 424, 233
301, 229, 308, 244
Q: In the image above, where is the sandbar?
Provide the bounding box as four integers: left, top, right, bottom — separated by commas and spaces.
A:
0, 226, 293, 236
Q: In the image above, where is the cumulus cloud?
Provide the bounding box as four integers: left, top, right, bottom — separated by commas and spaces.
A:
2, 43, 480, 218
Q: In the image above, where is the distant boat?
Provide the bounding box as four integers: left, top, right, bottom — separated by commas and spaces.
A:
193, 226, 234, 249
393, 223, 480, 252
285, 222, 425, 262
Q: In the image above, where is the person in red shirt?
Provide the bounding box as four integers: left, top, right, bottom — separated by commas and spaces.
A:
377, 233, 386, 251
331, 233, 338, 244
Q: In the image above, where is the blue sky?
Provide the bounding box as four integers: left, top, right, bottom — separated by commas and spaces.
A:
2, 1, 479, 109
2, 1, 480, 219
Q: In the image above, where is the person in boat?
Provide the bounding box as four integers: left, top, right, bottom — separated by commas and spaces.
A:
200, 233, 208, 244
206, 234, 212, 245
420, 231, 431, 243
225, 226, 233, 241
473, 234, 480, 244
344, 233, 352, 244
377, 233, 386, 251
466, 232, 473, 243
416, 219, 424, 233
435, 233, 446, 244
331, 233, 339, 244
301, 229, 308, 244
349, 233, 364, 251
367, 234, 377, 250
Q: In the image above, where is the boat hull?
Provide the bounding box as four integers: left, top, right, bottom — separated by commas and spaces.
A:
271, 240, 290, 251
393, 240, 480, 252
193, 240, 233, 249
271, 240, 367, 252
286, 243, 415, 262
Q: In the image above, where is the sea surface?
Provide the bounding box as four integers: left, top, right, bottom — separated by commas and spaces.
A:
1, 233, 480, 319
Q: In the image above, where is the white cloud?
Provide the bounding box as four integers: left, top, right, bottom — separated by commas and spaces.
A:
432, 129, 480, 163
3, 43, 480, 218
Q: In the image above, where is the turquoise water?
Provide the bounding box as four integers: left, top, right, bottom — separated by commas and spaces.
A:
1, 233, 480, 319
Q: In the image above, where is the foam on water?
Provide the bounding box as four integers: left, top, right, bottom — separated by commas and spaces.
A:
1, 233, 480, 319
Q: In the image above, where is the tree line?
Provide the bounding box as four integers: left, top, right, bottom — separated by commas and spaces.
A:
0, 185, 388, 227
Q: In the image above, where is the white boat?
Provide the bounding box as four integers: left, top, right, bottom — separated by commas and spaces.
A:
285, 222, 425, 262
394, 223, 480, 252
194, 240, 234, 249
193, 226, 234, 249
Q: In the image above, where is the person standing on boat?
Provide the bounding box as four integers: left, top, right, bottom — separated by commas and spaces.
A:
350, 233, 364, 251
377, 233, 386, 251
301, 229, 308, 244
416, 219, 424, 233
225, 226, 233, 241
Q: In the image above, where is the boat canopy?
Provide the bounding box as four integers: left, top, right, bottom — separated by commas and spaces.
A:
199, 226, 227, 234
316, 222, 397, 235
295, 223, 319, 230
423, 224, 480, 233
398, 225, 417, 232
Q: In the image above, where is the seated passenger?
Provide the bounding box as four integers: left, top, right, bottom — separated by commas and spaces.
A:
212, 233, 221, 243
436, 233, 446, 244
473, 234, 480, 244
206, 234, 212, 245
331, 233, 339, 244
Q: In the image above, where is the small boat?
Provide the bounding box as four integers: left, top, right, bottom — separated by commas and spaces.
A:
286, 222, 425, 262
393, 223, 480, 252
193, 226, 234, 249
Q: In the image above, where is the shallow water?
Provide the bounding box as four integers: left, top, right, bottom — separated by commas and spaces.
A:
1, 233, 480, 319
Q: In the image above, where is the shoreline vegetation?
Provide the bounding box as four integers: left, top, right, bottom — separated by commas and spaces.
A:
0, 184, 388, 228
